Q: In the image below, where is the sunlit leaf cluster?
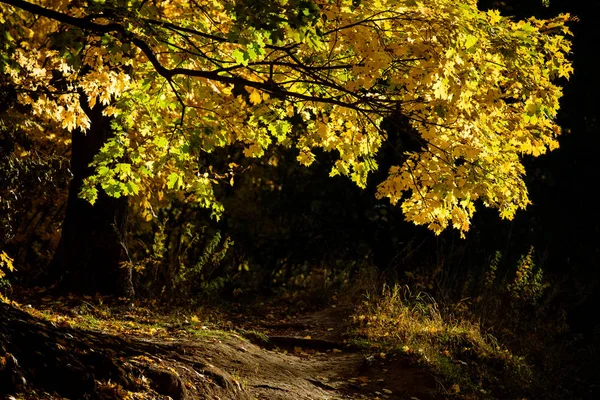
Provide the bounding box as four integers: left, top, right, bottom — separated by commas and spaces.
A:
0, 0, 573, 234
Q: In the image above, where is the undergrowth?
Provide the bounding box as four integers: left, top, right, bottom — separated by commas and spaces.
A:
350, 284, 533, 399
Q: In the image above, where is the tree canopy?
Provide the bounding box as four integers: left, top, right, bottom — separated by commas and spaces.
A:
0, 0, 573, 235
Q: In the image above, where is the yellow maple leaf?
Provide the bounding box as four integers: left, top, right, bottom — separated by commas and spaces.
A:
297, 149, 316, 166
249, 90, 262, 105
487, 9, 502, 24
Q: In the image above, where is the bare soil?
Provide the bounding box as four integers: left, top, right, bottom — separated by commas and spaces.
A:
197, 303, 442, 400
1, 296, 443, 400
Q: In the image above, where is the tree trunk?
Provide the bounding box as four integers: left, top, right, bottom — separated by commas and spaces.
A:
48, 104, 134, 297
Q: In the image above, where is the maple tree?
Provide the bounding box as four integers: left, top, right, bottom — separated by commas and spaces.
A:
0, 0, 573, 293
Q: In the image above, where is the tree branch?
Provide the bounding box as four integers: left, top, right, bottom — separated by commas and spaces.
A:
2, 0, 121, 33
0, 0, 401, 114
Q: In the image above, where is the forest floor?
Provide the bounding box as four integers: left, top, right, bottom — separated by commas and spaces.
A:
1, 289, 443, 400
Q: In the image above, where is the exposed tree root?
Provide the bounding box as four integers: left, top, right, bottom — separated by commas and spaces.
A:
0, 302, 245, 399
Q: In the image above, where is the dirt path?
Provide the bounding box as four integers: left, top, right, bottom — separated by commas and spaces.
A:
210, 303, 443, 400
2, 294, 442, 400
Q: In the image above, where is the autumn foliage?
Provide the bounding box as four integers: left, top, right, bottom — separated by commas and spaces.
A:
0, 0, 573, 236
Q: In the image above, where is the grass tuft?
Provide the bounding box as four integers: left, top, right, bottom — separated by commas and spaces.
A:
350, 284, 534, 398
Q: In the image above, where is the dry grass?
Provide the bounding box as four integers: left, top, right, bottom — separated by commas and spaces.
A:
350, 284, 534, 399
